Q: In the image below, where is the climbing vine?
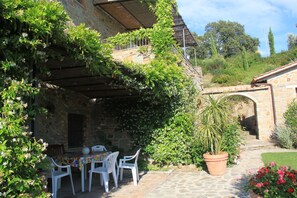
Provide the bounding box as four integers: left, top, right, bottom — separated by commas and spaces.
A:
105, 0, 198, 165
1, 2, 198, 197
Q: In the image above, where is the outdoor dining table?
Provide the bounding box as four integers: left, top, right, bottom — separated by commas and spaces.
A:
55, 151, 111, 192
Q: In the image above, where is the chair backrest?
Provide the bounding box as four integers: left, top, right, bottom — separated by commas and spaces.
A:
104, 151, 119, 173
133, 148, 141, 165
91, 145, 107, 152
46, 157, 58, 177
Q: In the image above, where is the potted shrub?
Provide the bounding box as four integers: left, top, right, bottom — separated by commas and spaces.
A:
197, 95, 229, 176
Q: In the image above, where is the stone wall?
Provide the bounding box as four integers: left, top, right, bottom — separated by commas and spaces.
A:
267, 68, 297, 125
203, 85, 275, 140
58, 0, 126, 39
35, 84, 131, 152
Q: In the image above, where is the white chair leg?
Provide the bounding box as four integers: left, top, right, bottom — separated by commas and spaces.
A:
52, 178, 55, 198
136, 166, 140, 181
103, 173, 109, 192
117, 166, 120, 182
112, 170, 118, 188
53, 178, 58, 198
89, 171, 93, 192
69, 173, 75, 195
132, 168, 138, 186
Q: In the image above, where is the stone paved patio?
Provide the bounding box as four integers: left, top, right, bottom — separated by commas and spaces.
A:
56, 140, 296, 198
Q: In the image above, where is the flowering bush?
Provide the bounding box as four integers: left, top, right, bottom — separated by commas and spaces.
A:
246, 162, 297, 197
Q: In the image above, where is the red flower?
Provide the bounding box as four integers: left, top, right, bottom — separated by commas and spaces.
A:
277, 178, 286, 184
287, 173, 295, 180
256, 183, 264, 188
263, 181, 270, 186
287, 188, 294, 193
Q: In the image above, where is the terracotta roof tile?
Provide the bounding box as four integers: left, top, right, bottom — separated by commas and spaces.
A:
251, 61, 297, 83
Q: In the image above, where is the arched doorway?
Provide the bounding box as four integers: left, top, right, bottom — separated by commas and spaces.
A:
225, 94, 259, 139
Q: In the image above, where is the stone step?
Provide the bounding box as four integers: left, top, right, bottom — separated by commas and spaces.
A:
241, 131, 257, 140
240, 139, 278, 151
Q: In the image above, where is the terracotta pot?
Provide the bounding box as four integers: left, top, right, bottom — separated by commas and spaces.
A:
250, 190, 263, 198
203, 152, 228, 176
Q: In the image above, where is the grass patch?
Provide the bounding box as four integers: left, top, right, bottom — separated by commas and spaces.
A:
261, 152, 297, 169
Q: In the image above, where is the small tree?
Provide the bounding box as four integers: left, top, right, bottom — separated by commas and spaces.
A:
242, 47, 249, 70
210, 34, 218, 57
284, 100, 297, 133
268, 27, 276, 56
287, 34, 297, 50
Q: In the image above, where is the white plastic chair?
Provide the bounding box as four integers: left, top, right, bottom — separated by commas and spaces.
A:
47, 157, 75, 198
89, 151, 119, 192
117, 148, 141, 186
91, 145, 107, 152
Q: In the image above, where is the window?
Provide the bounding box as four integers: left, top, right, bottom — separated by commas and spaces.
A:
68, 113, 85, 148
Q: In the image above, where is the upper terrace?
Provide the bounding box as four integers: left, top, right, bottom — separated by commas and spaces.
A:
41, 0, 201, 99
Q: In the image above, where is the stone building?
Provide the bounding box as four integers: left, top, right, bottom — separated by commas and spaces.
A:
251, 61, 297, 128
202, 61, 297, 140
34, 0, 201, 152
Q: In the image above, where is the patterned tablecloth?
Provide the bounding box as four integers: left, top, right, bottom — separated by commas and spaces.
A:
56, 151, 110, 170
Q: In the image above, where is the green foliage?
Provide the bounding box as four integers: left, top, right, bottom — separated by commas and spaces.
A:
210, 34, 218, 57
268, 27, 276, 56
284, 100, 297, 133
242, 47, 249, 70
221, 123, 242, 165
105, 0, 197, 166
190, 140, 207, 167
204, 20, 259, 57
1, 0, 198, 178
146, 112, 194, 166
0, 79, 49, 197
273, 125, 295, 149
66, 24, 113, 74
203, 48, 297, 86
202, 55, 227, 73
287, 34, 297, 50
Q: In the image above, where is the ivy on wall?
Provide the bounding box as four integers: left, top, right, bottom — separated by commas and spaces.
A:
105, 0, 198, 165
1, 1, 198, 196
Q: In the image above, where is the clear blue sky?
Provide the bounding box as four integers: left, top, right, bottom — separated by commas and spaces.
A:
177, 0, 297, 57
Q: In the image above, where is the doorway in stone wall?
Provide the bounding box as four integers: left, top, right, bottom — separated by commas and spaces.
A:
227, 95, 259, 139
68, 113, 84, 148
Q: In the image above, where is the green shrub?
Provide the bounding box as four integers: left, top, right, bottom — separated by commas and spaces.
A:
221, 123, 243, 165
284, 100, 297, 133
273, 125, 294, 149
145, 112, 194, 166
202, 55, 228, 73
212, 74, 232, 84
190, 140, 207, 167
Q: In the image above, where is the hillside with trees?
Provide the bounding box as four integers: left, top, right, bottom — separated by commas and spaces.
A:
190, 20, 297, 87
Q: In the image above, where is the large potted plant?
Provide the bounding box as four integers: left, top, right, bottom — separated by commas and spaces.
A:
197, 95, 230, 176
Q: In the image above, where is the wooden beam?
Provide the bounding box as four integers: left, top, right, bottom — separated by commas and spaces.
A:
43, 76, 111, 87
93, 0, 133, 6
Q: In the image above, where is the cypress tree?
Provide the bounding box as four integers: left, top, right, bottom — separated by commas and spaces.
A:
210, 34, 218, 57
242, 47, 249, 70
268, 27, 275, 56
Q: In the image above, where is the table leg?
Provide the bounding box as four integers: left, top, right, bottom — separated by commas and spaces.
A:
81, 164, 85, 192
